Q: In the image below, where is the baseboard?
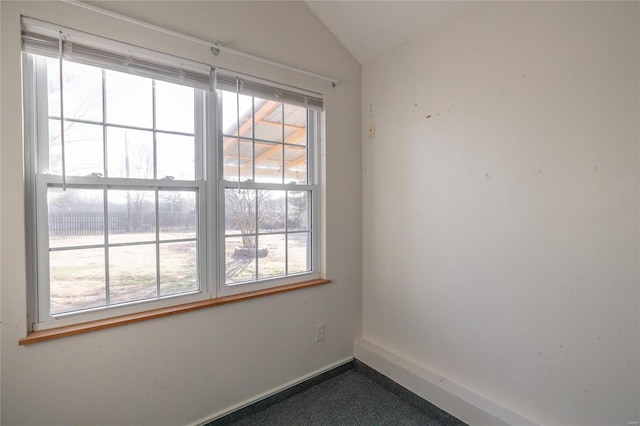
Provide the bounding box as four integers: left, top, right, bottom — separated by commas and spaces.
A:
190, 357, 354, 426
354, 338, 538, 426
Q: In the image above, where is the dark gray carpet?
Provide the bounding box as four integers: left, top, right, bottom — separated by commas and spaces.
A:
229, 370, 458, 425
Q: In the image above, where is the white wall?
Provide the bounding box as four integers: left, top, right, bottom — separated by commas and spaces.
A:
362, 2, 639, 425
0, 2, 362, 425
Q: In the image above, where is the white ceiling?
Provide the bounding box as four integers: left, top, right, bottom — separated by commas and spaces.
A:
305, 1, 480, 65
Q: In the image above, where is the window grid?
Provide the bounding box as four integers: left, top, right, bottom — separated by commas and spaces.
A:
220, 91, 316, 289
37, 56, 202, 319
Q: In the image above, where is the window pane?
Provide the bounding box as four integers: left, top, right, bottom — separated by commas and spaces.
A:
254, 98, 282, 142
47, 58, 103, 122
225, 189, 256, 236
288, 232, 311, 274
226, 236, 256, 284
155, 81, 194, 133
254, 141, 282, 183
258, 190, 285, 233
49, 120, 103, 176
287, 191, 310, 232
157, 133, 195, 180
223, 137, 253, 182
46, 57, 60, 118
106, 127, 154, 179
160, 241, 197, 296
50, 248, 105, 315
109, 244, 157, 304
105, 70, 152, 128
108, 190, 156, 244
257, 234, 285, 280
48, 187, 104, 248
159, 190, 196, 240
284, 145, 307, 184
222, 91, 253, 138
284, 104, 307, 145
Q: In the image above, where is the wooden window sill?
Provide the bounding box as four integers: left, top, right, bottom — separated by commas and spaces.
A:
19, 278, 331, 346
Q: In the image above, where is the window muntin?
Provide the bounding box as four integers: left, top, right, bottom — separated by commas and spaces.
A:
219, 90, 317, 291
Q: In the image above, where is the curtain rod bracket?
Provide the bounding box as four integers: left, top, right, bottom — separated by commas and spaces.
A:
211, 42, 221, 57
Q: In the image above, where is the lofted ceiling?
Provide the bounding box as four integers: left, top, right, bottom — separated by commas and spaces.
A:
305, 1, 480, 65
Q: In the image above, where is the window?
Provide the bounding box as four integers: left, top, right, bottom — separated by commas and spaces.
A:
22, 18, 323, 330
217, 85, 319, 295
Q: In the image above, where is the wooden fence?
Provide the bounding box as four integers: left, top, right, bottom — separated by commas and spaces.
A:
48, 211, 195, 235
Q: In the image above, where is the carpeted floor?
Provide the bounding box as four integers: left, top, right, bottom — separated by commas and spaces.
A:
228, 370, 465, 425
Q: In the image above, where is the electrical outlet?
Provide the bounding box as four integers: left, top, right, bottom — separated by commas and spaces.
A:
315, 323, 325, 342
368, 122, 375, 139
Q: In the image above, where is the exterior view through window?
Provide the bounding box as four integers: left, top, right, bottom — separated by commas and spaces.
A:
32, 55, 203, 317
220, 90, 314, 286
23, 18, 322, 328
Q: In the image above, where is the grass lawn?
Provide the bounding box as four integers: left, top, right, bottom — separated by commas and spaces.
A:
49, 230, 310, 314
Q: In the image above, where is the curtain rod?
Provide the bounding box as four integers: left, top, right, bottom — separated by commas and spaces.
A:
60, 0, 339, 87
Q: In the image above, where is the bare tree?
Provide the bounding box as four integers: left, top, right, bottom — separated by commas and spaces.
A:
226, 189, 257, 248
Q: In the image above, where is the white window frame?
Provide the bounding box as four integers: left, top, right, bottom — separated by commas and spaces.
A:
22, 19, 324, 331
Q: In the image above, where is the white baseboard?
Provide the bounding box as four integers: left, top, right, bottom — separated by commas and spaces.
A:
189, 356, 354, 426
354, 338, 537, 426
